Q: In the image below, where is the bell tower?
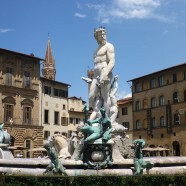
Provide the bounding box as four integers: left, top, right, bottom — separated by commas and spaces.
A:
42, 36, 56, 80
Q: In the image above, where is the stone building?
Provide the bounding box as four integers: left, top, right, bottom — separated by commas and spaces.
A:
41, 77, 70, 144
41, 37, 70, 144
117, 97, 133, 142
68, 96, 86, 137
128, 63, 186, 156
0, 48, 43, 158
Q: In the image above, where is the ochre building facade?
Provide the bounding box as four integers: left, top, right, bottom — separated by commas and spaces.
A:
117, 97, 133, 142
0, 48, 43, 157
129, 63, 186, 156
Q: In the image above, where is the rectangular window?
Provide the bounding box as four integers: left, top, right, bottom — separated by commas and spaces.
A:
173, 92, 179, 103
122, 107, 128, 115
135, 83, 140, 92
23, 107, 31, 125
59, 90, 67, 98
54, 111, 59, 125
151, 118, 157, 128
54, 88, 68, 98
159, 96, 165, 106
44, 110, 49, 123
54, 88, 59, 96
173, 73, 177, 82
122, 122, 129, 130
136, 120, 141, 130
44, 131, 50, 140
6, 67, 13, 86
26, 139, 31, 158
4, 104, 13, 122
61, 117, 68, 126
151, 98, 157, 108
76, 118, 80, 124
23, 71, 31, 88
69, 117, 74, 124
150, 78, 156, 88
159, 76, 164, 86
160, 116, 166, 127
63, 104, 66, 110
135, 101, 140, 111
174, 114, 180, 125
183, 71, 186, 80
44, 86, 51, 95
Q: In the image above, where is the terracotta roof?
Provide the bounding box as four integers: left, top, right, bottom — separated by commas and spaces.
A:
40, 77, 71, 87
68, 96, 86, 103
117, 97, 132, 105
128, 62, 186, 82
0, 48, 43, 61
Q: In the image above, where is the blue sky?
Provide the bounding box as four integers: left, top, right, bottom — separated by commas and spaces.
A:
1, 0, 186, 101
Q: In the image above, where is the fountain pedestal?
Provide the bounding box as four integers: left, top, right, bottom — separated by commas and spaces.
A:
83, 139, 114, 169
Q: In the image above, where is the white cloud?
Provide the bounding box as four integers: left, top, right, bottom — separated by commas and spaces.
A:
124, 93, 132, 98
0, 28, 15, 33
74, 13, 86, 18
117, 0, 161, 8
116, 90, 132, 100
85, 0, 170, 23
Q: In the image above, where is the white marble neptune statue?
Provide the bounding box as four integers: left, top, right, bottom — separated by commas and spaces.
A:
84, 26, 116, 122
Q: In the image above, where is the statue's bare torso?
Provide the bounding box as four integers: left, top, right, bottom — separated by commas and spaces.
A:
93, 42, 114, 80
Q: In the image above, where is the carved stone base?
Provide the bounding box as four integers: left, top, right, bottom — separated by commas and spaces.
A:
83, 139, 114, 169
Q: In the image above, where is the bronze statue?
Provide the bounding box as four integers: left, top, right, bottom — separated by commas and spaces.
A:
43, 143, 67, 176
75, 107, 112, 161
133, 139, 154, 175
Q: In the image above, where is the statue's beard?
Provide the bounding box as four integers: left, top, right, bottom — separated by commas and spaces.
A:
97, 38, 106, 45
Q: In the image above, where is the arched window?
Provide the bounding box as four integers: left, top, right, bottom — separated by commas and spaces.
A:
151, 97, 157, 108
173, 92, 179, 103
174, 113, 180, 125
2, 96, 16, 123
135, 101, 140, 111
151, 117, 157, 128
159, 96, 165, 106
21, 99, 33, 125
160, 116, 165, 127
